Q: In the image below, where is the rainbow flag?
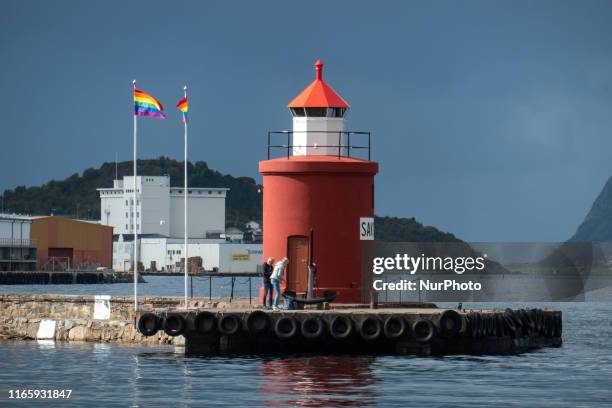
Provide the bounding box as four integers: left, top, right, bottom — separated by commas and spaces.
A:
134, 88, 166, 118
177, 97, 188, 123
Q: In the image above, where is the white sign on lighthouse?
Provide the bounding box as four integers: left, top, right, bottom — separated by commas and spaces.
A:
360, 217, 375, 240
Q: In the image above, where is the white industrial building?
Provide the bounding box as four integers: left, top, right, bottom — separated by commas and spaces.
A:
98, 176, 227, 237
112, 237, 262, 273
98, 175, 262, 273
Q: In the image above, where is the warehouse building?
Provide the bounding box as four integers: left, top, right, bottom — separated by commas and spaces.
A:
31, 216, 113, 269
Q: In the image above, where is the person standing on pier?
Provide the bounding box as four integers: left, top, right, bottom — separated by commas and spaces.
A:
270, 257, 289, 311
262, 257, 274, 309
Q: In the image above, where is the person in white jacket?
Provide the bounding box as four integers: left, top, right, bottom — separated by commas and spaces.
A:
270, 257, 289, 310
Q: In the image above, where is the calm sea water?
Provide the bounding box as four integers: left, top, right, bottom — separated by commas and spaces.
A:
1, 280, 611, 406
0, 275, 258, 299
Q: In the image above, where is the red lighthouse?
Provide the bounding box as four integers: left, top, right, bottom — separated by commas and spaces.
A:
260, 60, 378, 303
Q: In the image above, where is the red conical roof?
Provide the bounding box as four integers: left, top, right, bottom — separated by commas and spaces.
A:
287, 60, 350, 109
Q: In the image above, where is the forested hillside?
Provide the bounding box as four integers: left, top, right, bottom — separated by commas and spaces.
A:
1, 157, 261, 227
2, 158, 460, 241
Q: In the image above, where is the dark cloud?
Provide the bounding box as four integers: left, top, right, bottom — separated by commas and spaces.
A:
1, 0, 611, 241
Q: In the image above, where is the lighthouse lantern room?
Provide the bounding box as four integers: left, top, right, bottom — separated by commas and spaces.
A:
260, 60, 379, 303
288, 60, 350, 156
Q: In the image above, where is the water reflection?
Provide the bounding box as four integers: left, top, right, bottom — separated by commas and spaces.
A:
35, 339, 55, 349
93, 342, 112, 353
260, 355, 377, 407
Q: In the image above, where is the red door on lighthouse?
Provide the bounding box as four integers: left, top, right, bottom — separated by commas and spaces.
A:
286, 236, 309, 293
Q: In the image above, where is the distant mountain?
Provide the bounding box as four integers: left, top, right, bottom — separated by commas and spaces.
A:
2, 158, 461, 242
570, 175, 612, 242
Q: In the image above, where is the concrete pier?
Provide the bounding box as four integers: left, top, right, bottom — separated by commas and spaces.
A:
0, 294, 563, 356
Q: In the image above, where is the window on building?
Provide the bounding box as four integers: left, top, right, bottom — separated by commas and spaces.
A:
126, 212, 128, 218
126, 224, 128, 230
125, 200, 128, 206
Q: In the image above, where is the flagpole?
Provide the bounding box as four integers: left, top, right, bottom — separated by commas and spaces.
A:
132, 79, 139, 313
183, 85, 189, 308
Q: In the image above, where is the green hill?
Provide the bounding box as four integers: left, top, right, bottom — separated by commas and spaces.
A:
2, 158, 460, 242
374, 216, 460, 242
1, 156, 261, 227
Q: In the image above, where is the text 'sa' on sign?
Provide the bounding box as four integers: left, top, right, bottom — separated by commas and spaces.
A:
360, 217, 374, 240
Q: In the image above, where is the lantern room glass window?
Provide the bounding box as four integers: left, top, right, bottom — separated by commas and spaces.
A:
305, 107, 326, 117
290, 107, 347, 118
290, 108, 305, 117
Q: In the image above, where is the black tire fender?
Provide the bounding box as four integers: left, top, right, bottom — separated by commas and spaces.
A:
329, 316, 353, 340
245, 310, 271, 334
163, 314, 186, 337
412, 318, 435, 343
469, 313, 481, 338
502, 312, 518, 338
218, 314, 240, 335
359, 317, 382, 341
300, 316, 325, 340
439, 310, 463, 338
137, 312, 161, 336
274, 316, 298, 340
494, 314, 505, 337
466, 313, 479, 338
194, 311, 217, 335
383, 316, 406, 339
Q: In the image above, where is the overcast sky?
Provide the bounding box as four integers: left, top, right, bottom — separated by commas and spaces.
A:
1, 0, 612, 241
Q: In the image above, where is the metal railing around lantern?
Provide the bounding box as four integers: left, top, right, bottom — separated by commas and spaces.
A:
267, 131, 371, 160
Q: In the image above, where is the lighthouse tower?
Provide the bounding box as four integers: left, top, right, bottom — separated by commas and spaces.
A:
260, 60, 378, 303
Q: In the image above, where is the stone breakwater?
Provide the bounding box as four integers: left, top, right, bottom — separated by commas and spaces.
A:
0, 316, 182, 345
0, 294, 255, 345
